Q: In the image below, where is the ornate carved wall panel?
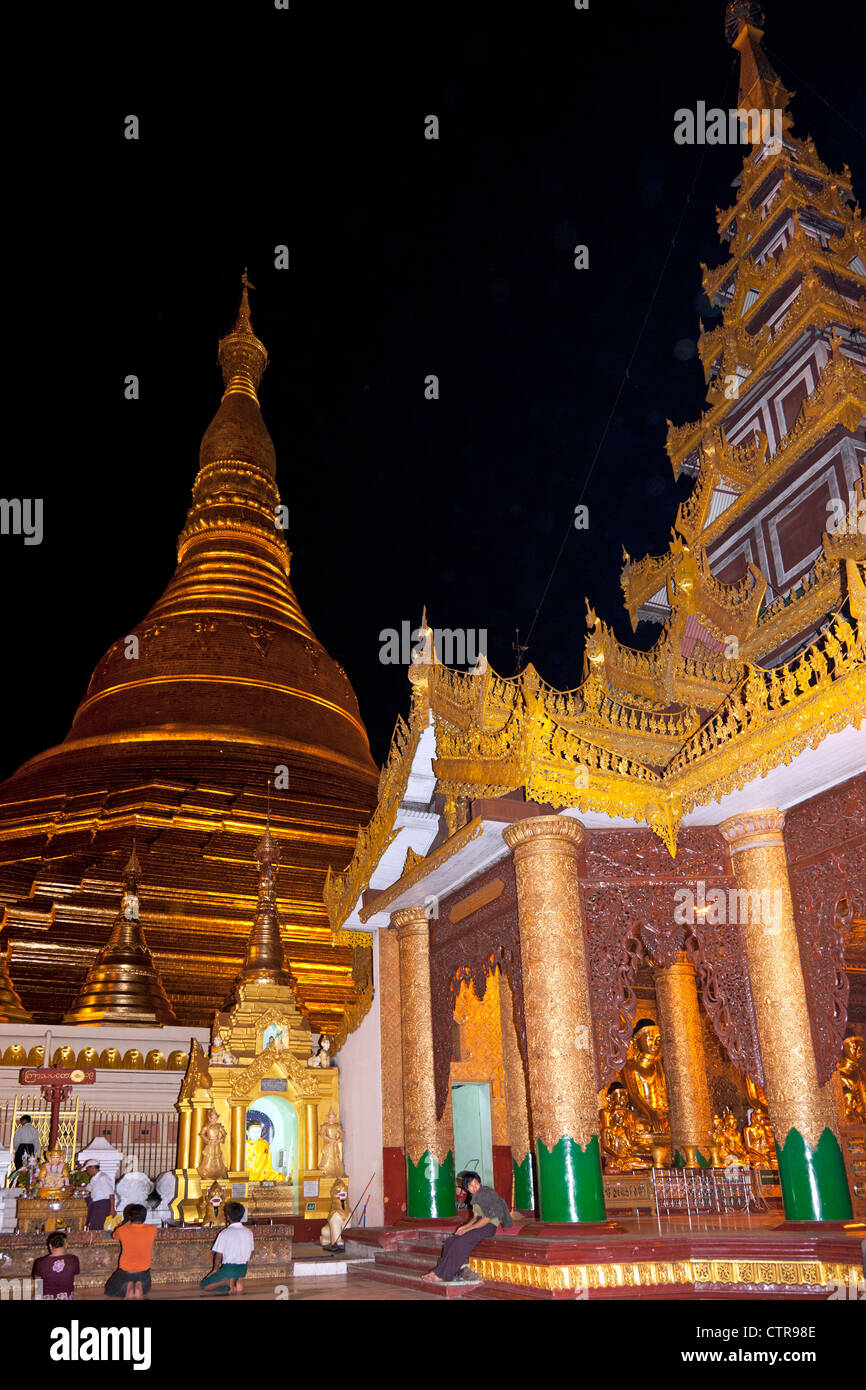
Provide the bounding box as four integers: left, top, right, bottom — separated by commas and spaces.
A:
785, 774, 866, 1085
580, 828, 761, 1087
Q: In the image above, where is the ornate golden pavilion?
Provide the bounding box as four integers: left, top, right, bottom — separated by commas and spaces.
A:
173, 824, 342, 1224
0, 280, 378, 1041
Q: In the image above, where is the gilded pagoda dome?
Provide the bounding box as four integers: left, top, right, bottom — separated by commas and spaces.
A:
0, 277, 378, 1033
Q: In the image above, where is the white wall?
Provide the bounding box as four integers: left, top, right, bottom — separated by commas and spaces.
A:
336, 932, 383, 1227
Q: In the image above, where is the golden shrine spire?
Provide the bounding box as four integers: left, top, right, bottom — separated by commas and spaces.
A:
63, 846, 177, 1025
725, 2, 793, 140
197, 268, 277, 478
237, 822, 295, 989
0, 938, 33, 1023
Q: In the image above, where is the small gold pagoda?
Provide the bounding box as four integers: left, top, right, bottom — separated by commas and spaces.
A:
0, 938, 33, 1023
172, 825, 341, 1223
63, 846, 177, 1025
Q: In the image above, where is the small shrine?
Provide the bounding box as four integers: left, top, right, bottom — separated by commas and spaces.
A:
172, 825, 344, 1224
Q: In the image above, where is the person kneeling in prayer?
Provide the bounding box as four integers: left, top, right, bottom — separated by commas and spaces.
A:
421, 1172, 512, 1284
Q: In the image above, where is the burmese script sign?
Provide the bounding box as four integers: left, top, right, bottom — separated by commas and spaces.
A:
19, 1067, 96, 1087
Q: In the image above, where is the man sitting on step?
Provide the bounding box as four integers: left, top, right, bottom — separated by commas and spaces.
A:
421, 1172, 512, 1285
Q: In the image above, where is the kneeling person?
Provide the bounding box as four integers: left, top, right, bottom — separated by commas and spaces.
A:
422, 1172, 512, 1284
200, 1201, 254, 1295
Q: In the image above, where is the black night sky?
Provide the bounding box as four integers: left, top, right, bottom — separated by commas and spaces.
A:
3, 0, 864, 783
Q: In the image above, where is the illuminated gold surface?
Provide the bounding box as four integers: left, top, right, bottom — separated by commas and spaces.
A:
234, 826, 293, 989
63, 848, 176, 1026
503, 816, 598, 1152
719, 811, 840, 1150
0, 282, 378, 1035
0, 939, 33, 1022
392, 905, 452, 1165
451, 973, 508, 1148
469, 1256, 860, 1292
498, 968, 532, 1163
653, 954, 712, 1162
378, 927, 404, 1149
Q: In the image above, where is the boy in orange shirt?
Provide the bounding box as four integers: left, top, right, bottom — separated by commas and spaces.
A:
104, 1204, 156, 1299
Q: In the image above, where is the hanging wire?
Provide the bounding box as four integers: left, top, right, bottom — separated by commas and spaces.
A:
522, 59, 740, 656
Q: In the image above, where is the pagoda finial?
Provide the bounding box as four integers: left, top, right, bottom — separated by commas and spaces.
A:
236, 822, 293, 989
124, 838, 141, 893
63, 849, 177, 1025
725, 2, 793, 138
217, 267, 268, 401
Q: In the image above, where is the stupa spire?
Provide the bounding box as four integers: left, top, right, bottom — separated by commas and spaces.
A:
725, 2, 793, 139
237, 818, 294, 989
217, 267, 269, 403
0, 937, 33, 1023
63, 845, 177, 1025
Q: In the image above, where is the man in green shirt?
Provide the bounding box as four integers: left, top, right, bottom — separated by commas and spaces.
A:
422, 1172, 512, 1284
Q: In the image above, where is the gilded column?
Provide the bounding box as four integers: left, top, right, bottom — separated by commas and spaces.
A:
304, 1102, 320, 1172
498, 968, 535, 1210
379, 927, 404, 1150
502, 816, 605, 1223
177, 1103, 192, 1170
719, 811, 852, 1222
652, 953, 712, 1167
190, 1100, 210, 1172
392, 905, 456, 1218
229, 1102, 247, 1173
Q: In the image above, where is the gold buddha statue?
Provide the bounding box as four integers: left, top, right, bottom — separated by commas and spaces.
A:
198, 1108, 229, 1181
245, 1122, 285, 1183
624, 1021, 669, 1131
839, 1035, 866, 1126
743, 1075, 778, 1168
600, 1084, 652, 1171
710, 1110, 749, 1167
37, 1146, 72, 1199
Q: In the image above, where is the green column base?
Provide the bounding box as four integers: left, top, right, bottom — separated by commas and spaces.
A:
406, 1149, 456, 1218
778, 1127, 852, 1222
536, 1134, 606, 1223
512, 1150, 537, 1210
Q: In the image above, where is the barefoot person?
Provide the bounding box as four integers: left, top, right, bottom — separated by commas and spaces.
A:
421, 1172, 512, 1285
200, 1201, 255, 1296
104, 1204, 156, 1300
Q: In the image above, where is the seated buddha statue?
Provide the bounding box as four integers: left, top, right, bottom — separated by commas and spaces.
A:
743, 1075, 778, 1168
37, 1146, 72, 1199
710, 1110, 749, 1167
624, 1021, 669, 1133
600, 1084, 652, 1171
245, 1124, 285, 1183
839, 1035, 866, 1126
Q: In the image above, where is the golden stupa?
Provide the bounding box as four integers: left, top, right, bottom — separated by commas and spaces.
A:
0, 274, 379, 1035
64, 845, 177, 1026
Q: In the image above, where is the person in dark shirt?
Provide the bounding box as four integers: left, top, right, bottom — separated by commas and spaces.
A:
421, 1172, 512, 1284
33, 1231, 80, 1300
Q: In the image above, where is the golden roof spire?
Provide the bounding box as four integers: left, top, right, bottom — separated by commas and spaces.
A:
237, 817, 294, 989
0, 937, 33, 1023
63, 847, 177, 1025
725, 2, 793, 137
